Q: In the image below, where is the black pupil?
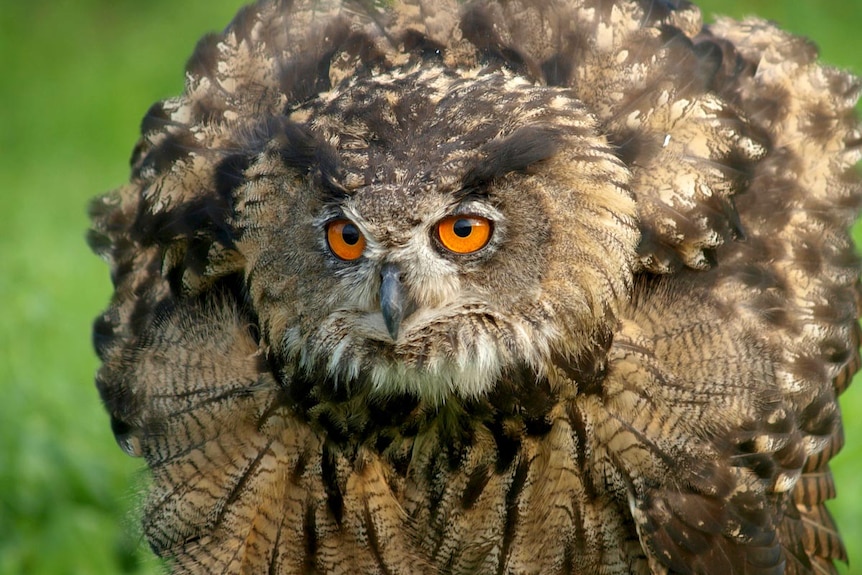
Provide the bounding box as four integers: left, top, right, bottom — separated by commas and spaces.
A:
453, 218, 473, 238
341, 223, 360, 245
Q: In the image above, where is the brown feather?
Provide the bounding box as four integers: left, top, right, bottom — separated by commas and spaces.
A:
88, 0, 861, 573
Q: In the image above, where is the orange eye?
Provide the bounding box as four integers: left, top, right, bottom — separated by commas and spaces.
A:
436, 215, 493, 254
326, 219, 366, 260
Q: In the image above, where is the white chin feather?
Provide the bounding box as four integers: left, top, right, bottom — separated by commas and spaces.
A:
368, 360, 501, 402
282, 311, 555, 402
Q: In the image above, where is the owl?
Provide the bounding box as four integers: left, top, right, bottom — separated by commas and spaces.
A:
87, 0, 862, 573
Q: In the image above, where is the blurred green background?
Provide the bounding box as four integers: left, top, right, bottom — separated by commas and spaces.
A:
0, 1, 860, 573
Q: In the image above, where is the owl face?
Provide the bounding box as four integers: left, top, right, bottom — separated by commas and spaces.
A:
235, 66, 639, 402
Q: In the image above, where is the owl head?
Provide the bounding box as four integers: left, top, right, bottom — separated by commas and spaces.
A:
97, 0, 766, 407
227, 65, 638, 402
91, 0, 775, 407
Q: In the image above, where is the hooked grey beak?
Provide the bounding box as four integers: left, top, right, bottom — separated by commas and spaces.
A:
379, 263, 405, 340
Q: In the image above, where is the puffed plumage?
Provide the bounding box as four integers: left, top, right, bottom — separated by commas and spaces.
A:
88, 0, 862, 573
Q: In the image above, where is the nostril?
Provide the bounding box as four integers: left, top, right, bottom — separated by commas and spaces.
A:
380, 262, 400, 283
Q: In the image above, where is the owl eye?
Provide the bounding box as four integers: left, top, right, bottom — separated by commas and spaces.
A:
326, 219, 366, 260
436, 215, 493, 254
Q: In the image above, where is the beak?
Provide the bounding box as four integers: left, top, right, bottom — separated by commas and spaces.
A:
379, 263, 405, 340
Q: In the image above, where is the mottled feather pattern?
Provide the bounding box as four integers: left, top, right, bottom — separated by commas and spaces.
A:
88, 0, 861, 573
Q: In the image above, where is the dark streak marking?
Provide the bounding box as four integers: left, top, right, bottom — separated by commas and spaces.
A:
322, 444, 344, 527
567, 402, 597, 499
364, 503, 393, 575
303, 503, 318, 573
267, 514, 284, 575
461, 465, 492, 509
496, 458, 529, 575
212, 438, 275, 531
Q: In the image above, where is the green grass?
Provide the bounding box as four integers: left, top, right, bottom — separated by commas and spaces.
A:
0, 1, 859, 573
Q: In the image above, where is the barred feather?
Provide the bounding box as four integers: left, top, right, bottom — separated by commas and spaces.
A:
89, 0, 861, 573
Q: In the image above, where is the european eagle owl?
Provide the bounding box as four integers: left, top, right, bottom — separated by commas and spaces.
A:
88, 0, 862, 573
